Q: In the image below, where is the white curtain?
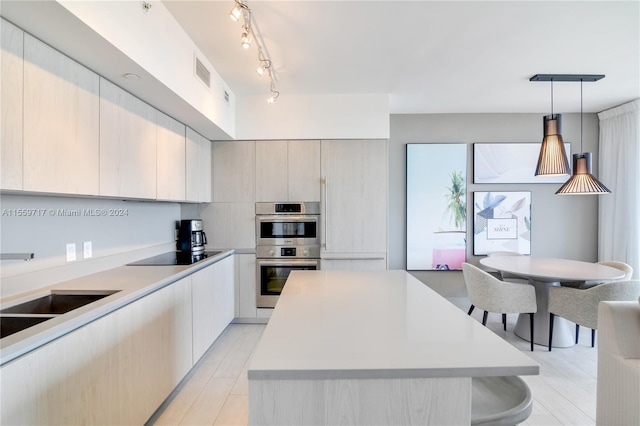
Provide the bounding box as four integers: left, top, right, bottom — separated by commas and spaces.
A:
598, 99, 640, 279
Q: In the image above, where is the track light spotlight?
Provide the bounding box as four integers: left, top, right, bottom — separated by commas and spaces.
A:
241, 28, 251, 49
229, 0, 279, 103
229, 0, 247, 22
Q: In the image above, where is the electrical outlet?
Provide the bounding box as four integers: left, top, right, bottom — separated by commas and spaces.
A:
83, 241, 92, 259
66, 243, 77, 262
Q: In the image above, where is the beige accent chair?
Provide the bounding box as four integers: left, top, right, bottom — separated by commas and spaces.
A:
562, 260, 633, 288
548, 280, 640, 351
596, 299, 640, 425
462, 263, 538, 351
486, 251, 528, 283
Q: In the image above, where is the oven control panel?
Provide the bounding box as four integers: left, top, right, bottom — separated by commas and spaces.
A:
256, 245, 320, 259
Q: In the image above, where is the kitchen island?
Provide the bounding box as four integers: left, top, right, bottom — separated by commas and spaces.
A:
248, 270, 539, 425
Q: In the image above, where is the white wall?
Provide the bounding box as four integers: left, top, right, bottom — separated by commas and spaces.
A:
235, 94, 390, 140
389, 113, 601, 298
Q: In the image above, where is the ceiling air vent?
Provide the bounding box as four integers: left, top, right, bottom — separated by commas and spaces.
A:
194, 56, 210, 88
224, 91, 230, 104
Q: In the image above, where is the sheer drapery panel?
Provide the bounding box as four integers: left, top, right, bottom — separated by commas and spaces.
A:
597, 99, 640, 279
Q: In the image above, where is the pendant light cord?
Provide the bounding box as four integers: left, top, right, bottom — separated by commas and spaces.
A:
550, 79, 554, 116
580, 79, 583, 154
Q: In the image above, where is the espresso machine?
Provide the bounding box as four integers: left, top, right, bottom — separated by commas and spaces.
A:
177, 219, 207, 253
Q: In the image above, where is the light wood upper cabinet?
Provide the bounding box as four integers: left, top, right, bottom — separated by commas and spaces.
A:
255, 140, 321, 202
22, 33, 100, 195
288, 140, 321, 201
185, 127, 212, 202
212, 140, 255, 202
321, 139, 388, 255
157, 111, 186, 201
100, 78, 157, 199
256, 140, 288, 201
1, 19, 23, 191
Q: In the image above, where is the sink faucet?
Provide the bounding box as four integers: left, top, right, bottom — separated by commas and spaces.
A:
0, 253, 35, 261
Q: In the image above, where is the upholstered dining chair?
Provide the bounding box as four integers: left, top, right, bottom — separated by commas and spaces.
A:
486, 251, 528, 283
462, 263, 538, 351
562, 260, 633, 288
548, 280, 640, 351
583, 261, 633, 287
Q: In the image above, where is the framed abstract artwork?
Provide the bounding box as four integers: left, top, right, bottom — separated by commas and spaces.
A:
473, 143, 570, 184
473, 191, 531, 255
406, 143, 467, 270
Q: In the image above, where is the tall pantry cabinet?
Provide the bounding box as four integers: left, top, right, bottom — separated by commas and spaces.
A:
320, 139, 388, 270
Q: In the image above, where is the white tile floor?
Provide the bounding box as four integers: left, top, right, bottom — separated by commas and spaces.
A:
148, 310, 599, 426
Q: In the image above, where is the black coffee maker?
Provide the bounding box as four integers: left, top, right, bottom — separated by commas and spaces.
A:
177, 219, 207, 253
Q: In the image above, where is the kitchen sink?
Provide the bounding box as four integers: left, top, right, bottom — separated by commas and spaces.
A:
0, 316, 53, 339
0, 291, 120, 315
0, 290, 120, 339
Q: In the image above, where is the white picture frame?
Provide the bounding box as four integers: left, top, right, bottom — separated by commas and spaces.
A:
473, 191, 531, 255
473, 143, 571, 184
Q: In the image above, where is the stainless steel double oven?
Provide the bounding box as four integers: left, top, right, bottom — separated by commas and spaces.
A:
256, 202, 320, 308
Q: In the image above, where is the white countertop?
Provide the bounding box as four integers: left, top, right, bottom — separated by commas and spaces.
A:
0, 250, 234, 366
248, 270, 539, 380
479, 257, 625, 282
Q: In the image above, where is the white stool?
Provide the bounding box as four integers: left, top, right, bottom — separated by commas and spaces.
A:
471, 376, 533, 425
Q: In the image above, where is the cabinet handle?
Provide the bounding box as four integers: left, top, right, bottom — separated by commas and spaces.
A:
321, 176, 328, 251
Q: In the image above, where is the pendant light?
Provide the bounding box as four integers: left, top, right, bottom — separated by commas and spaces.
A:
555, 79, 611, 195
535, 79, 570, 176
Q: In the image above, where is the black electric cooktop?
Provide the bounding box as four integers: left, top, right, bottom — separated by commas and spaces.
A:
126, 251, 222, 266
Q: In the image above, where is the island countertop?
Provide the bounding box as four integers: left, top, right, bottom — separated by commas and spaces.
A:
248, 270, 539, 380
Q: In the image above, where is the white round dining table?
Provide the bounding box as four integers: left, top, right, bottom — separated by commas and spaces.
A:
479, 256, 625, 347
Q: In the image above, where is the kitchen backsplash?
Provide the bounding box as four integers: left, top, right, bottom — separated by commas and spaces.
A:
0, 194, 180, 296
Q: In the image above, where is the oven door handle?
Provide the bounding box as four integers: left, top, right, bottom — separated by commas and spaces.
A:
257, 259, 320, 267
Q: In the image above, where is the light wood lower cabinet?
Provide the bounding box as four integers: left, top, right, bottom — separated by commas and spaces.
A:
320, 257, 387, 271
235, 253, 257, 318
0, 277, 193, 425
192, 256, 235, 363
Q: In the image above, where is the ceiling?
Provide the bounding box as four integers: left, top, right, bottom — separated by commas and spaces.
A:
163, 0, 639, 114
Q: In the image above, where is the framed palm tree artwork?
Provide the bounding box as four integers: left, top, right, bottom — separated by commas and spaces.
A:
406, 143, 467, 271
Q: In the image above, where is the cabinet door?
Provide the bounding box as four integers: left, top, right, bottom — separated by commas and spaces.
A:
288, 140, 321, 201
236, 253, 257, 318
255, 140, 321, 202
1, 19, 23, 190
321, 139, 388, 254
100, 78, 157, 199
212, 256, 235, 338
23, 33, 100, 195
255, 140, 288, 201
0, 277, 192, 425
212, 140, 255, 202
185, 127, 212, 202
192, 264, 216, 362
157, 111, 186, 201
320, 258, 387, 271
